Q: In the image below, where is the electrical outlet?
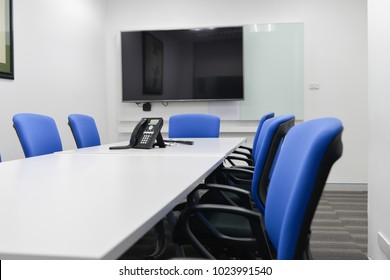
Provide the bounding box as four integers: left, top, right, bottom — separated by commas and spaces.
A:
309, 83, 320, 90
378, 232, 390, 258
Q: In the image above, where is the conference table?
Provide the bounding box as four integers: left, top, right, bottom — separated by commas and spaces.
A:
0, 137, 245, 259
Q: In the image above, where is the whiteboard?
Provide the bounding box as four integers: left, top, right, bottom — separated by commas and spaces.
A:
209, 23, 304, 120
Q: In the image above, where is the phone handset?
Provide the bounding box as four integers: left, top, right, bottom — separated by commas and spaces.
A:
129, 118, 148, 147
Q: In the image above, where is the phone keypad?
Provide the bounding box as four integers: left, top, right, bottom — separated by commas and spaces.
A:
140, 134, 151, 145
139, 130, 154, 147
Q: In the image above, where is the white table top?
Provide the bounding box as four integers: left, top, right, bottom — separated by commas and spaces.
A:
0, 138, 245, 259
58, 138, 246, 157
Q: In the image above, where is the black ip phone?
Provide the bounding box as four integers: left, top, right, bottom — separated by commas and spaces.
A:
109, 117, 166, 150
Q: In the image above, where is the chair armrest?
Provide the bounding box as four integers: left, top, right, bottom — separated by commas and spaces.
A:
232, 150, 252, 159
209, 167, 254, 189
232, 166, 255, 171
189, 183, 252, 209
205, 165, 254, 185
226, 155, 254, 167
220, 166, 255, 176
181, 204, 271, 259
236, 145, 253, 154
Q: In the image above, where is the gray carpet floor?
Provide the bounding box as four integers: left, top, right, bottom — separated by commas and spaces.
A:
310, 191, 368, 260
120, 191, 368, 260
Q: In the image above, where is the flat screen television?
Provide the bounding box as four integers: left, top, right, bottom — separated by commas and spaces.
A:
121, 26, 244, 102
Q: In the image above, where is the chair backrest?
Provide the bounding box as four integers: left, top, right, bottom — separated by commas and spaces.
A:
264, 118, 343, 259
68, 114, 101, 148
13, 113, 63, 158
250, 115, 295, 214
168, 114, 220, 138
252, 112, 275, 157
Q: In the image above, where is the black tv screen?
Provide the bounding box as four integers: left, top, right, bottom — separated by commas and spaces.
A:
121, 27, 244, 102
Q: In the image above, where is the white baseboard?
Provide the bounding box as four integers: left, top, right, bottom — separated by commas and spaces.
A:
324, 183, 367, 192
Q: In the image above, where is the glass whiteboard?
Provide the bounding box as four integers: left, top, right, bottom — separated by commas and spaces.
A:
239, 23, 304, 120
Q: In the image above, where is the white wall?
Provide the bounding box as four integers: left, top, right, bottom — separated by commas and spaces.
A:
105, 0, 368, 184
0, 1, 369, 182
0, 0, 379, 258
0, 0, 108, 161
368, 0, 390, 260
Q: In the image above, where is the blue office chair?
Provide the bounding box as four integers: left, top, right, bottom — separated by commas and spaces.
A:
227, 112, 275, 167
201, 115, 295, 212
13, 113, 63, 158
180, 117, 343, 259
204, 112, 276, 192
168, 114, 220, 138
68, 114, 101, 148
164, 114, 220, 258
173, 115, 295, 253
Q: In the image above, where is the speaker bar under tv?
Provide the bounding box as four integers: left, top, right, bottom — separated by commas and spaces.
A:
121, 26, 244, 102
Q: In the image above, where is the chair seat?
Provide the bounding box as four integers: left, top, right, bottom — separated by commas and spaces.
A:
207, 212, 253, 237
174, 210, 253, 241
